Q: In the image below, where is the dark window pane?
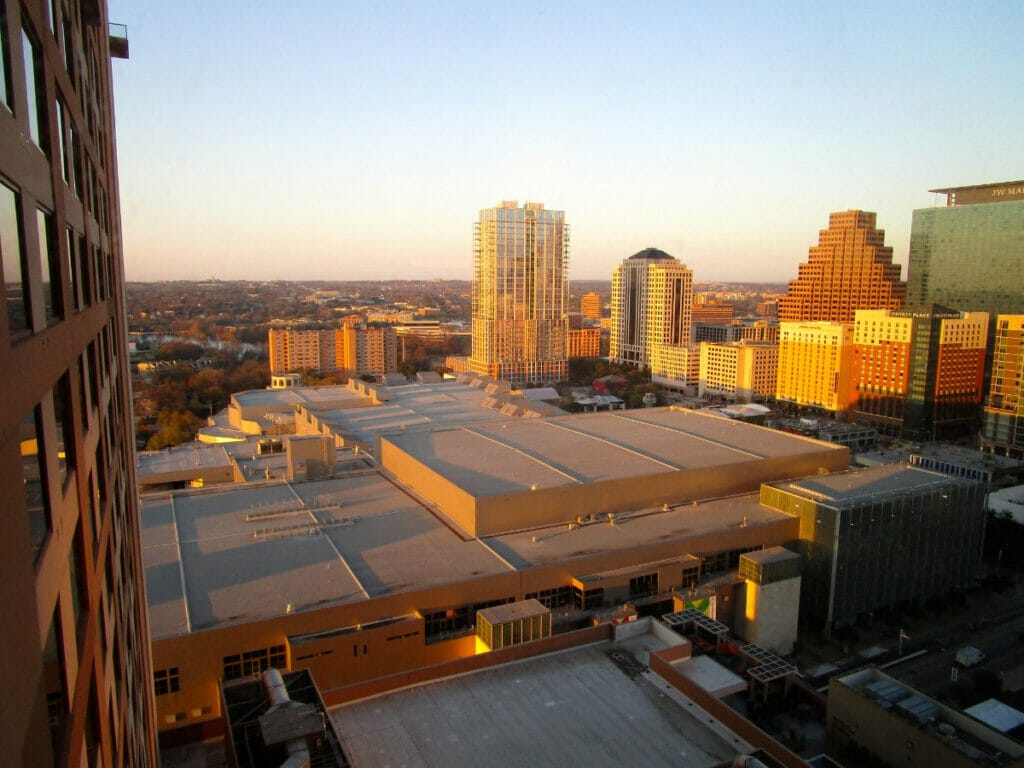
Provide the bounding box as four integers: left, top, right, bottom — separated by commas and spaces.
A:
37, 208, 62, 324
21, 407, 49, 561
53, 374, 75, 484
1, 181, 28, 333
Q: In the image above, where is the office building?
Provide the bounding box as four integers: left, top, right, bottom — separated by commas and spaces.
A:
699, 341, 779, 403
610, 247, 693, 366
907, 181, 1024, 316
579, 291, 602, 320
775, 322, 855, 417
761, 464, 986, 632
779, 210, 905, 323
982, 315, 1024, 456
468, 201, 569, 384
0, 3, 158, 765
851, 308, 989, 439
268, 325, 398, 380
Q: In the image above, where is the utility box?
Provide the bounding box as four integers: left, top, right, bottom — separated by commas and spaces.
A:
956, 646, 985, 667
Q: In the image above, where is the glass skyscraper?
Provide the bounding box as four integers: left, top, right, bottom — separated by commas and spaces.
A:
469, 201, 569, 385
907, 182, 1024, 316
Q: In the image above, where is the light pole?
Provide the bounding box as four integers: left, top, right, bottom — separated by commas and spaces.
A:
898, 628, 910, 656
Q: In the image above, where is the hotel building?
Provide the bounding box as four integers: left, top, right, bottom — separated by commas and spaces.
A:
779, 210, 905, 323
907, 181, 1024, 317
982, 315, 1024, 456
468, 201, 569, 384
0, 2, 158, 765
610, 247, 693, 367
851, 308, 988, 439
775, 322, 855, 417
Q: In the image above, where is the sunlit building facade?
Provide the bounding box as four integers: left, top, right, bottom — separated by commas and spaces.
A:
269, 326, 397, 380
907, 181, 1024, 317
779, 210, 905, 323
469, 201, 569, 384
851, 308, 989, 439
982, 315, 1024, 456
579, 291, 602, 320
610, 248, 693, 367
0, 2, 158, 765
775, 322, 855, 416
699, 341, 779, 403
567, 326, 600, 358
650, 342, 701, 392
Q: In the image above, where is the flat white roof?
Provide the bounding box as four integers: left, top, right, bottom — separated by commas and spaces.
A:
330, 638, 747, 767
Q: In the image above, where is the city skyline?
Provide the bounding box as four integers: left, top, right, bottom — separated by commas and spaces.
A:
108, 1, 1024, 283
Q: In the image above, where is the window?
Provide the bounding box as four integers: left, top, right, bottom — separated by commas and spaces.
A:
1, 180, 28, 333
153, 667, 180, 696
52, 374, 75, 485
43, 607, 68, 759
21, 27, 46, 152
0, 8, 11, 108
222, 645, 286, 681
21, 407, 49, 561
37, 208, 62, 324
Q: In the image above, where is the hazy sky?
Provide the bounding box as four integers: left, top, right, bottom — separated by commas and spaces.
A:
108, 1, 1024, 283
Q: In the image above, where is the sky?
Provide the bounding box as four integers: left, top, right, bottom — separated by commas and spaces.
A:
108, 1, 1024, 284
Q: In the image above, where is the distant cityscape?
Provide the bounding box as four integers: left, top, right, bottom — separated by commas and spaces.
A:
2, 2, 1024, 768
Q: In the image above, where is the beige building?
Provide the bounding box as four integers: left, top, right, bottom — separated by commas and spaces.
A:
143, 406, 848, 738
469, 201, 569, 384
650, 342, 702, 391
776, 322, 855, 416
610, 248, 693, 367
269, 325, 397, 380
699, 341, 779, 402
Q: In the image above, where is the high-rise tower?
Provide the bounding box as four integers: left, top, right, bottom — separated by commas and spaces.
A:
0, 3, 157, 765
609, 248, 693, 367
779, 211, 905, 323
982, 315, 1024, 456
469, 201, 569, 384
907, 181, 1024, 316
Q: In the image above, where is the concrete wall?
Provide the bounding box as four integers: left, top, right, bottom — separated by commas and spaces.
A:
734, 576, 801, 655
378, 437, 479, 534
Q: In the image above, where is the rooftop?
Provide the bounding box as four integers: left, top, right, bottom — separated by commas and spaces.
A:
330, 635, 749, 768
835, 667, 1024, 765
303, 379, 555, 448
382, 406, 842, 498
628, 246, 676, 261
770, 464, 972, 508
141, 471, 791, 639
